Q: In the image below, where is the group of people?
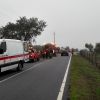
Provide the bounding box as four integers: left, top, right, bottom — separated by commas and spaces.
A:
41, 48, 56, 59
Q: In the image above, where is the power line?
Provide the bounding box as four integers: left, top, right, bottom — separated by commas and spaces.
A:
0, 4, 19, 17
54, 32, 56, 44
0, 1, 21, 17
0, 12, 15, 20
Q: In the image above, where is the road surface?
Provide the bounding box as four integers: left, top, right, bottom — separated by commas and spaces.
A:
0, 54, 71, 100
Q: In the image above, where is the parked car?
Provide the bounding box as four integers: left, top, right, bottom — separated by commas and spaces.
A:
29, 49, 40, 61
61, 50, 69, 56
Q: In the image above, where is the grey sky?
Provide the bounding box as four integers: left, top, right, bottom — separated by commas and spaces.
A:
0, 0, 100, 50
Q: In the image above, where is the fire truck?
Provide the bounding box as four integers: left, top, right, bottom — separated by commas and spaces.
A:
44, 42, 57, 57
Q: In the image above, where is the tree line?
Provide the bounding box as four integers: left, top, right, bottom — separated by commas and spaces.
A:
85, 43, 100, 54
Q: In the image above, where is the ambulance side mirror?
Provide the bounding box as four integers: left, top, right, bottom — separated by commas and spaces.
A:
0, 49, 3, 54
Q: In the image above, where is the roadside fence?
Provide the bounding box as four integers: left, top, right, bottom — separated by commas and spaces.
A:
80, 50, 100, 69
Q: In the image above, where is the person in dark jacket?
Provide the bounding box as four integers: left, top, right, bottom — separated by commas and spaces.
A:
49, 48, 53, 58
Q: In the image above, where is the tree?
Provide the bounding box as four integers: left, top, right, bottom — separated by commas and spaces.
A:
1, 16, 47, 43
65, 46, 69, 50
0, 27, 4, 34
89, 44, 94, 52
33, 45, 43, 51
94, 43, 100, 53
0, 27, 3, 38
2, 22, 17, 39
85, 43, 93, 52
85, 43, 89, 49
61, 47, 64, 50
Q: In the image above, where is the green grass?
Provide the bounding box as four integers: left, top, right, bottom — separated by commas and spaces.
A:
69, 54, 100, 100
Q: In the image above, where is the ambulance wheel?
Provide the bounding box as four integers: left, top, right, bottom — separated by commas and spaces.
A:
17, 62, 23, 71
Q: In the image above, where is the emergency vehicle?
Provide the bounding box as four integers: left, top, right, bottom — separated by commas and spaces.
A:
44, 42, 55, 50
0, 39, 24, 73
28, 45, 40, 61
44, 42, 57, 57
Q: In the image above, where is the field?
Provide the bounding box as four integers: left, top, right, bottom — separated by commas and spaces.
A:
68, 54, 100, 100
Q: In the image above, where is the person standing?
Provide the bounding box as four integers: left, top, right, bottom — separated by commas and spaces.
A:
41, 48, 46, 59
49, 48, 53, 58
46, 49, 49, 59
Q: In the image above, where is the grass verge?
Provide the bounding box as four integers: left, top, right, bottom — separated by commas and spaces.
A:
68, 54, 100, 100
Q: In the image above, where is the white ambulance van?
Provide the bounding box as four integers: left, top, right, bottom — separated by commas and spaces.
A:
0, 39, 24, 73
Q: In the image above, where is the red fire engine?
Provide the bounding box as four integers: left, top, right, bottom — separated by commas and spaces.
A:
44, 42, 57, 57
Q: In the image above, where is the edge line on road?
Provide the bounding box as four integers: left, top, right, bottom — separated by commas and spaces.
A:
57, 54, 72, 100
0, 59, 50, 84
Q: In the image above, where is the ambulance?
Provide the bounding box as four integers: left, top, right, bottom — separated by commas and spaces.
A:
0, 39, 24, 73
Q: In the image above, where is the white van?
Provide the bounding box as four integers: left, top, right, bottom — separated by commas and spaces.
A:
0, 39, 24, 73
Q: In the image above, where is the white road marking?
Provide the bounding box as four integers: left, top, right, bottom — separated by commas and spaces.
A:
57, 54, 72, 100
0, 60, 50, 84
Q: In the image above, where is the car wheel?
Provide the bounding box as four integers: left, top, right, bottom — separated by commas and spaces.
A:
17, 62, 23, 71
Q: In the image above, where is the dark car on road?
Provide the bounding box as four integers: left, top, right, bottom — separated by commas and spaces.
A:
61, 50, 68, 56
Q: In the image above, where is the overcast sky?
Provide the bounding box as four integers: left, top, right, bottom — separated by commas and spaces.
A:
0, 0, 100, 50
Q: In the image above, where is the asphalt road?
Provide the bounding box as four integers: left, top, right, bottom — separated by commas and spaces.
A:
0, 54, 71, 100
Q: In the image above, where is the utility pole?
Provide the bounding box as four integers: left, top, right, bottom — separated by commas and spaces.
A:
54, 32, 56, 45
